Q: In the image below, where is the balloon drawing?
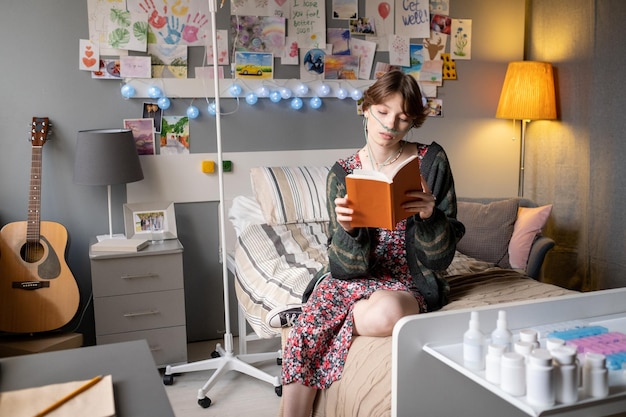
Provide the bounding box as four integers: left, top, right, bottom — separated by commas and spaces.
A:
378, 2, 390, 20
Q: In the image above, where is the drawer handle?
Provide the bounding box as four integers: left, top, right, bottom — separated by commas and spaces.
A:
123, 310, 160, 317
121, 273, 158, 280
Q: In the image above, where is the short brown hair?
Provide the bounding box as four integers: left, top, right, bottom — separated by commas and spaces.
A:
361, 70, 428, 129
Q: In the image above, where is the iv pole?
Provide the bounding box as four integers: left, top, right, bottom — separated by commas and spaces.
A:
162, 0, 282, 408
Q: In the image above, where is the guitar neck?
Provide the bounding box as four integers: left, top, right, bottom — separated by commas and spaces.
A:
27, 145, 43, 242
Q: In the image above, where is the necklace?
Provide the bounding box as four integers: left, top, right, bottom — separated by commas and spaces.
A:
365, 140, 405, 170
378, 140, 405, 166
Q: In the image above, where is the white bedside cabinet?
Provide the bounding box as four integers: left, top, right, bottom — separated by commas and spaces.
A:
89, 239, 187, 367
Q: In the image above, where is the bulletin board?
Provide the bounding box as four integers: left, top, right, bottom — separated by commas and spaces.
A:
82, 0, 467, 107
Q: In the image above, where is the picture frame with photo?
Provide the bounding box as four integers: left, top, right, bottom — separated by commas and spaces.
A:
123, 201, 177, 240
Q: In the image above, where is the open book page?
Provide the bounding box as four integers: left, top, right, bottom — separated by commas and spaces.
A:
349, 154, 419, 182
346, 155, 422, 229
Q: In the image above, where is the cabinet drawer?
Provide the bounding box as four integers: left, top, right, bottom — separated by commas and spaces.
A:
91, 253, 183, 296
94, 290, 185, 335
97, 326, 187, 367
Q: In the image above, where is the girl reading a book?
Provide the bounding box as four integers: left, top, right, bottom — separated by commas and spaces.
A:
268, 70, 465, 417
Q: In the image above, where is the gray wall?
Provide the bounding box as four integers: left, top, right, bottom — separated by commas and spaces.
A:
0, 0, 525, 344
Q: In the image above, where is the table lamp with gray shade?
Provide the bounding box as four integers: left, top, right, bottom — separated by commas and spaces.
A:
74, 129, 144, 241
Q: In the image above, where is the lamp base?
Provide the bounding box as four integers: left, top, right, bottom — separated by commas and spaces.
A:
96, 233, 127, 242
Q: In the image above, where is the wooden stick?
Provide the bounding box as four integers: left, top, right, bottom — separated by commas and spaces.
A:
34, 375, 103, 417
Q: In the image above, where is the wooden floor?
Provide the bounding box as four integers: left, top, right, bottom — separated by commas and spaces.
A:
163, 337, 282, 417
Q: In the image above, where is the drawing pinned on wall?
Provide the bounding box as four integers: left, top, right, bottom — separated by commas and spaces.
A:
332, 0, 358, 19
423, 31, 447, 61
349, 37, 377, 79
419, 59, 443, 87
160, 116, 190, 155
290, 0, 326, 48
148, 44, 188, 78
401, 44, 424, 79
206, 30, 229, 66
128, 0, 211, 46
281, 36, 299, 65
429, 0, 449, 17
395, 0, 430, 38
87, 0, 128, 56
230, 16, 286, 55
451, 19, 472, 60
79, 39, 99, 71
442, 53, 457, 79
234, 52, 274, 79
327, 28, 351, 55
324, 55, 359, 79
364, 0, 394, 51
107, 9, 149, 52
124, 118, 156, 155
120, 56, 152, 78
300, 48, 326, 81
388, 34, 410, 67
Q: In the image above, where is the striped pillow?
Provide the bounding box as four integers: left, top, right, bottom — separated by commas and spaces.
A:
250, 166, 330, 225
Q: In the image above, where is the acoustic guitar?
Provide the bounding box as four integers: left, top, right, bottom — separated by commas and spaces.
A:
0, 117, 80, 333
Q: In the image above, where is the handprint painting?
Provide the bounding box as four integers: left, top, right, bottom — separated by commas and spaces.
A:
88, 0, 212, 48
132, 0, 212, 46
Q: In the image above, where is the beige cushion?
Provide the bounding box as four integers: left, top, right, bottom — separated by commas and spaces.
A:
250, 166, 330, 225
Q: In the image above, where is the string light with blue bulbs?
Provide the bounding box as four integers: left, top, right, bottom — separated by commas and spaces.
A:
119, 79, 367, 117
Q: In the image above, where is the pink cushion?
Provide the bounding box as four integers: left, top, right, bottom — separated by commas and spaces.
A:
508, 205, 553, 269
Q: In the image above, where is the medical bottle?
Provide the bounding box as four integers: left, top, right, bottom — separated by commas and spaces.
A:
491, 310, 513, 352
463, 311, 485, 371
519, 328, 540, 349
500, 352, 526, 396
552, 346, 579, 404
526, 348, 555, 406
485, 343, 506, 385
583, 352, 609, 398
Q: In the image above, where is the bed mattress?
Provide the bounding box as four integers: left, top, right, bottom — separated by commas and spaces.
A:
232, 221, 572, 340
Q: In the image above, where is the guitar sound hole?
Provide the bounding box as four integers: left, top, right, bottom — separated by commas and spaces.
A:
21, 242, 45, 263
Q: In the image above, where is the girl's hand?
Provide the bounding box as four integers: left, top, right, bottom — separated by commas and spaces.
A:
335, 195, 355, 233
403, 176, 436, 220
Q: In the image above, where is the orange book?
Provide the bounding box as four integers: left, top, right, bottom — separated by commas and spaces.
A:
346, 155, 422, 230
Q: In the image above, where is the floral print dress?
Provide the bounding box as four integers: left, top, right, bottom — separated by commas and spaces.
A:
281, 149, 429, 389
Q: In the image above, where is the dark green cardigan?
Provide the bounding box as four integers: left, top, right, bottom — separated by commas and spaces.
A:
302, 142, 465, 312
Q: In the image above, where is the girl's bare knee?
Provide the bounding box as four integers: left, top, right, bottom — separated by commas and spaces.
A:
354, 291, 419, 336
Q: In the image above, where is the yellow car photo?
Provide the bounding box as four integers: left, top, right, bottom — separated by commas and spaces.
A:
239, 64, 263, 76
